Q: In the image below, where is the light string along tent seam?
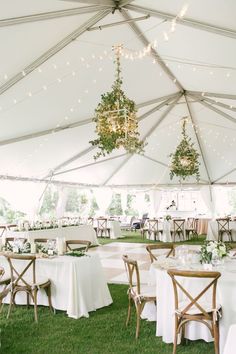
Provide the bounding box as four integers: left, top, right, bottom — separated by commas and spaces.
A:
0, 3, 234, 176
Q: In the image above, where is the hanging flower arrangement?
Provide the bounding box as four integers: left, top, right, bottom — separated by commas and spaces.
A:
90, 45, 145, 159
169, 118, 200, 181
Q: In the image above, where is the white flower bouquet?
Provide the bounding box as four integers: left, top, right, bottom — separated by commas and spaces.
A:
200, 241, 229, 264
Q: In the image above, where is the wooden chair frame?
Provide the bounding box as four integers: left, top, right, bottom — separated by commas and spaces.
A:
0, 267, 11, 311
122, 255, 156, 339
185, 218, 198, 240
66, 240, 91, 252
168, 269, 221, 354
140, 218, 149, 239
172, 219, 185, 242
5, 254, 53, 322
4, 237, 27, 250
96, 218, 110, 238
216, 218, 232, 242
146, 244, 174, 263
147, 219, 160, 241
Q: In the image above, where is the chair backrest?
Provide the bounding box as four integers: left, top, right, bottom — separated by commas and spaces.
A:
34, 238, 56, 243
5, 237, 26, 251
5, 254, 37, 287
97, 218, 108, 230
146, 244, 174, 263
217, 218, 230, 233
147, 219, 158, 232
167, 269, 221, 319
187, 218, 196, 229
122, 255, 141, 295
173, 219, 185, 233
66, 240, 91, 252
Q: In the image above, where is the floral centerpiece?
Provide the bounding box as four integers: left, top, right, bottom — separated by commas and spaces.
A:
200, 241, 229, 264
165, 215, 172, 221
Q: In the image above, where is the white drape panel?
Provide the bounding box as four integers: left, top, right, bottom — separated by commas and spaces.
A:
149, 190, 162, 217
200, 186, 215, 217
94, 188, 112, 216
0, 180, 46, 220
134, 192, 146, 218
56, 187, 68, 218
120, 190, 127, 214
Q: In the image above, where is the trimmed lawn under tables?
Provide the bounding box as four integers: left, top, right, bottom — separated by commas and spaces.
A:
0, 284, 214, 354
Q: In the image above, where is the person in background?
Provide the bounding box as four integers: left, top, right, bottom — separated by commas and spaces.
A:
132, 213, 149, 230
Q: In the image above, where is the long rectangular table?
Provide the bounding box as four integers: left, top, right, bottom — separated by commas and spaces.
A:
4, 225, 99, 245
0, 253, 112, 319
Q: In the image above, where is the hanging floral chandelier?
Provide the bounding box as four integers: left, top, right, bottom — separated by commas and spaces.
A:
169, 117, 200, 181
90, 45, 145, 159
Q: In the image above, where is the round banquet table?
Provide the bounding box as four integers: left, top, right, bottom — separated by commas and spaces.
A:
147, 255, 236, 353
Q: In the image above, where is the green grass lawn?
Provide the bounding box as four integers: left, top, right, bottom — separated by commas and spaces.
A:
99, 230, 207, 246
0, 283, 214, 354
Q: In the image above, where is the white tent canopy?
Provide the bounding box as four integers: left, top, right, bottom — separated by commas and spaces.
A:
0, 0, 235, 188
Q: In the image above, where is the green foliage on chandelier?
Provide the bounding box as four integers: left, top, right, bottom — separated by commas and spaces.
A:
90, 46, 145, 159
169, 119, 200, 181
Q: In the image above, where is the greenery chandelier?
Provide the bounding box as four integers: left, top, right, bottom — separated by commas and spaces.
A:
90, 45, 145, 159
169, 117, 200, 181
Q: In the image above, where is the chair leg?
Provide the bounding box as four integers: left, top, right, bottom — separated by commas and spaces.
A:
126, 295, 132, 326
27, 292, 30, 309
213, 320, 220, 354
135, 303, 141, 339
7, 291, 14, 319
33, 289, 38, 323
45, 285, 54, 313
173, 315, 179, 354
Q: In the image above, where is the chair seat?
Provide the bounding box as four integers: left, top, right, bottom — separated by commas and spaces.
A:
132, 285, 156, 299
177, 300, 221, 316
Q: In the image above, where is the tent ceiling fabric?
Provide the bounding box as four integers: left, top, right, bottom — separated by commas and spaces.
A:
0, 0, 235, 187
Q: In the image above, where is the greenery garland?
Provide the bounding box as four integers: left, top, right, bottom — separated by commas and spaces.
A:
169, 119, 200, 181
90, 46, 145, 159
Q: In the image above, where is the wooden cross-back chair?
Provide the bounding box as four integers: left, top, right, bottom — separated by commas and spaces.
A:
167, 269, 221, 354
147, 219, 160, 241
0, 267, 11, 309
146, 243, 175, 263
5, 254, 53, 322
66, 240, 91, 252
122, 255, 156, 339
140, 218, 149, 239
185, 218, 198, 240
96, 218, 110, 238
4, 237, 27, 250
216, 218, 232, 242
172, 219, 185, 242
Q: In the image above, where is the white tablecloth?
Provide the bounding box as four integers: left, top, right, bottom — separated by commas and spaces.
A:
5, 225, 99, 245
207, 221, 236, 241
0, 254, 112, 319
148, 258, 236, 353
